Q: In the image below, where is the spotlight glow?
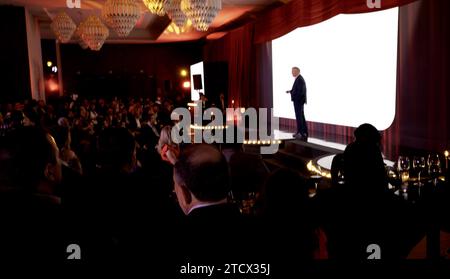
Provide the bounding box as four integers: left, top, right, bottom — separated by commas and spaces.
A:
183, 81, 191, 88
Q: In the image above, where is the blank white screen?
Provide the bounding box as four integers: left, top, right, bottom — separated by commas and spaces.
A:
190, 61, 205, 101
272, 8, 398, 131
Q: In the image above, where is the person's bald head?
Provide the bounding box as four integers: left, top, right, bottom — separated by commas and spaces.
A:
174, 144, 229, 202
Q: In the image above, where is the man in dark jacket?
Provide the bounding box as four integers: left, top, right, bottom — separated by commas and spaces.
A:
287, 67, 308, 140
173, 144, 248, 260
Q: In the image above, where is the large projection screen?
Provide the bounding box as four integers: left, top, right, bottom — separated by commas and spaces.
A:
272, 8, 399, 131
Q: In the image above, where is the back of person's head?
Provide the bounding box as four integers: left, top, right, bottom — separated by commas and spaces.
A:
57, 117, 70, 128
51, 125, 70, 151
260, 168, 308, 217
157, 125, 175, 153
10, 110, 24, 127
9, 126, 61, 192
343, 141, 387, 194
354, 123, 381, 146
23, 106, 38, 126
174, 144, 229, 202
97, 128, 136, 172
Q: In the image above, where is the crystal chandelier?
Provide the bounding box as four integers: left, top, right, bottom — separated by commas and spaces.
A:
142, 0, 167, 16
181, 0, 222, 31
102, 0, 140, 37
50, 12, 77, 43
164, 0, 187, 28
79, 16, 110, 51
75, 25, 89, 49
164, 19, 192, 34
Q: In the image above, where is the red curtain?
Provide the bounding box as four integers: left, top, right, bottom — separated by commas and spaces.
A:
385, 0, 450, 157
254, 0, 418, 44
204, 24, 257, 109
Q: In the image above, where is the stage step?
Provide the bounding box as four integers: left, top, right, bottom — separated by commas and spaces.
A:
284, 139, 343, 155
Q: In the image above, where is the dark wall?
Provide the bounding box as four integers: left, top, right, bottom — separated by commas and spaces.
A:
58, 42, 203, 100
0, 6, 31, 103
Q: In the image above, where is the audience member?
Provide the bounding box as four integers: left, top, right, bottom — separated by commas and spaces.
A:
0, 127, 62, 259
320, 140, 424, 259
173, 144, 245, 259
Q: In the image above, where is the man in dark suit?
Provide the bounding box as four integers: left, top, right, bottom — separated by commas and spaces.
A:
173, 144, 237, 218
287, 67, 308, 140
173, 144, 245, 259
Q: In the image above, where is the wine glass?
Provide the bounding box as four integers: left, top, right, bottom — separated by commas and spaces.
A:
397, 156, 410, 192
397, 156, 410, 173
386, 165, 400, 191
427, 154, 441, 186
337, 169, 345, 185
412, 156, 426, 186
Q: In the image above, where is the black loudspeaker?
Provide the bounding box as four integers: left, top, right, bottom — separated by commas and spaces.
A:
204, 62, 228, 107
193, 74, 203, 90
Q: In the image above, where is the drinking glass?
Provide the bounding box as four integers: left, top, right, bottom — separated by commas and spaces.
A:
386, 165, 400, 190
337, 170, 345, 185
397, 156, 410, 192
412, 156, 426, 186
427, 154, 441, 186
397, 156, 410, 173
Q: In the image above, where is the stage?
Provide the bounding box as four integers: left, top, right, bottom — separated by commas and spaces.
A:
243, 129, 394, 179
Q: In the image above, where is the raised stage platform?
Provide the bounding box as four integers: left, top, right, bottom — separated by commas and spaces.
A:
244, 129, 394, 179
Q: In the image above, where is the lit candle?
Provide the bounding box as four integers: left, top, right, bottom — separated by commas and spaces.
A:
445, 150, 449, 170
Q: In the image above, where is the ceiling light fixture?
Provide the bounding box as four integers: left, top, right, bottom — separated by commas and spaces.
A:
142, 0, 167, 16
163, 19, 192, 34
180, 0, 221, 32
50, 12, 77, 43
79, 16, 110, 51
164, 0, 188, 28
102, 0, 140, 37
